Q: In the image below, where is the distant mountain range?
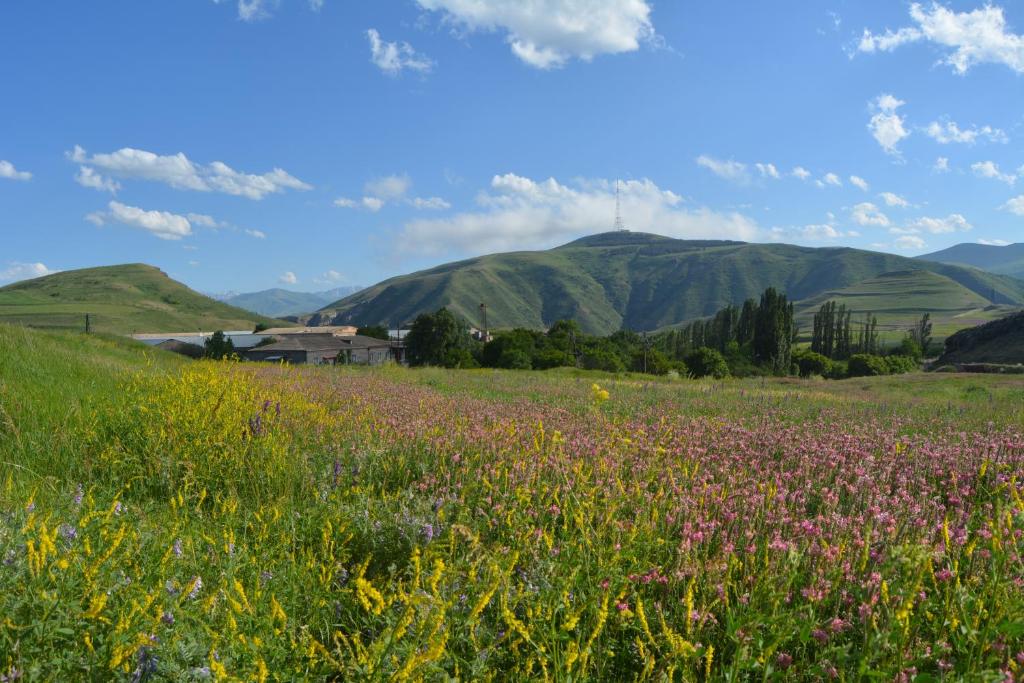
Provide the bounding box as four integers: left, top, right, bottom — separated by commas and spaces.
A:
0, 264, 283, 334
317, 231, 1024, 335
218, 286, 363, 318
919, 242, 1024, 280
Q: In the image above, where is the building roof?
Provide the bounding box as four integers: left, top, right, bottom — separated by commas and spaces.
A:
248, 334, 393, 353
132, 330, 256, 339
154, 339, 205, 358
259, 326, 357, 336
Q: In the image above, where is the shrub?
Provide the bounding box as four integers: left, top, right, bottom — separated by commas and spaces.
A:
884, 354, 918, 375
685, 347, 730, 379
793, 349, 831, 378
847, 354, 890, 377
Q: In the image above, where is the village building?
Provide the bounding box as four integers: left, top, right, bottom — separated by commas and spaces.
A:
244, 333, 398, 366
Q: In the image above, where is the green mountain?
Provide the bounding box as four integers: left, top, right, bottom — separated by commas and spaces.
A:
919, 242, 1024, 280
223, 286, 362, 318
0, 264, 284, 334
794, 270, 1020, 343
318, 232, 1024, 335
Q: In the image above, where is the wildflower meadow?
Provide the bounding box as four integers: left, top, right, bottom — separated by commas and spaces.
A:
2, 327, 1024, 680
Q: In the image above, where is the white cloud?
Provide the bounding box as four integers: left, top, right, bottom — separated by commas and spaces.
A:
415, 0, 655, 69
822, 172, 843, 187
279, 271, 298, 285
851, 202, 890, 227
0, 262, 55, 282
972, 160, 1016, 184
755, 163, 780, 179
850, 175, 869, 191
934, 156, 950, 173
978, 238, 1011, 246
321, 269, 344, 282
367, 29, 433, 75
925, 119, 1007, 144
245, 228, 267, 239
696, 155, 749, 183
858, 3, 1024, 74
333, 197, 357, 208
237, 0, 269, 21
365, 174, 411, 200
791, 166, 811, 181
1002, 195, 1024, 215
868, 94, 909, 155
361, 197, 384, 212
216, 0, 323, 21
397, 173, 759, 255
185, 213, 221, 228
88, 201, 194, 241
894, 235, 926, 250
906, 213, 972, 234
0, 160, 31, 181
67, 145, 311, 199
411, 196, 452, 210
74, 166, 120, 193
880, 191, 909, 207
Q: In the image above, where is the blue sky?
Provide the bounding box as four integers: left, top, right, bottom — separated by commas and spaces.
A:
1, 1, 1022, 293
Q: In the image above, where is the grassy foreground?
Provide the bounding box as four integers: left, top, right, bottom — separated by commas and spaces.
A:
1, 325, 1024, 681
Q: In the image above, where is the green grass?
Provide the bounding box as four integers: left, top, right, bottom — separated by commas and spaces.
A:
0, 264, 285, 334
321, 231, 1024, 335
3, 325, 1024, 679
794, 269, 1021, 344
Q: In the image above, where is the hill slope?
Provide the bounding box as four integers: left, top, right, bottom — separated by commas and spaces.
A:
319, 232, 1024, 335
936, 311, 1024, 365
0, 264, 284, 334
223, 286, 362, 318
794, 270, 1020, 343
919, 242, 1024, 280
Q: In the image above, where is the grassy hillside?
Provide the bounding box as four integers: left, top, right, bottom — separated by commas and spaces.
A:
794, 270, 1021, 343
320, 231, 1024, 334
0, 264, 285, 334
919, 242, 1024, 280
936, 310, 1024, 365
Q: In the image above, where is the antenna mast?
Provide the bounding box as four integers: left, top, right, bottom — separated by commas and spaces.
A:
613, 179, 627, 232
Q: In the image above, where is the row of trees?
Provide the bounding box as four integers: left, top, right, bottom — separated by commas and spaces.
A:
404, 288, 805, 378
655, 288, 797, 375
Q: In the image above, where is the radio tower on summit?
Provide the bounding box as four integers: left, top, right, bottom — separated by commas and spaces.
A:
613, 179, 628, 232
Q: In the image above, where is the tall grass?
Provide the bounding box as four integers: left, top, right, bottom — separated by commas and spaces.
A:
1, 325, 1023, 680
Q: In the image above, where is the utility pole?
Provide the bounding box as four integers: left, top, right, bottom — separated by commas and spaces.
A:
642, 331, 650, 374
85, 313, 90, 334
613, 179, 627, 232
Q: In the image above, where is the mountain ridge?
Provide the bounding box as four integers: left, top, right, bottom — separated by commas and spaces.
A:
317, 232, 1024, 335
222, 286, 363, 318
918, 242, 1024, 280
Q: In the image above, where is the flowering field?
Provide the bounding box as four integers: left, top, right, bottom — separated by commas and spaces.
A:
2, 328, 1024, 680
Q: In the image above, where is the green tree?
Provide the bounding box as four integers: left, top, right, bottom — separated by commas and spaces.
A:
204, 330, 235, 359
753, 288, 795, 374
357, 325, 390, 340
909, 313, 933, 356
405, 308, 474, 367
685, 347, 730, 379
